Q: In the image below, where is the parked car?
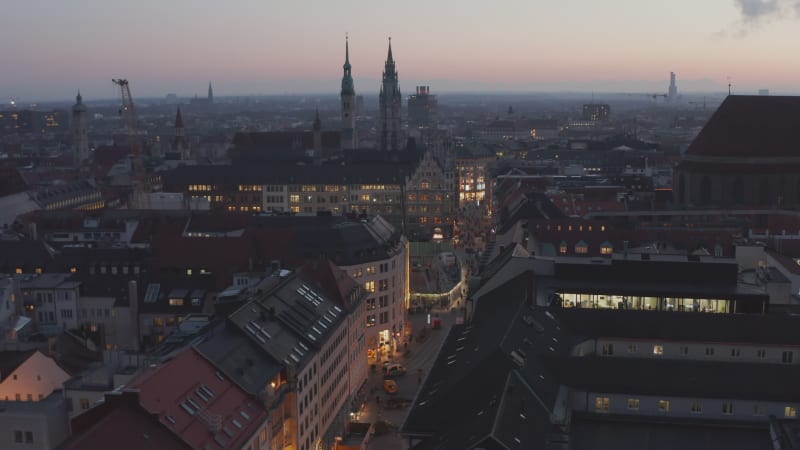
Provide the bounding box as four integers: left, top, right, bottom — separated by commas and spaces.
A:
383, 363, 407, 378
383, 379, 399, 395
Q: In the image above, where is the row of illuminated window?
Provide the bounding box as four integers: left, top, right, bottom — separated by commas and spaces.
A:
599, 342, 794, 362
291, 184, 401, 192
238, 185, 262, 192
459, 192, 486, 201
561, 293, 732, 314
290, 194, 403, 203
408, 205, 443, 213
595, 396, 797, 418
408, 194, 446, 202
45, 196, 102, 210
188, 184, 212, 191
226, 205, 262, 212
352, 261, 396, 279
152, 316, 183, 327
542, 224, 607, 232
409, 216, 444, 225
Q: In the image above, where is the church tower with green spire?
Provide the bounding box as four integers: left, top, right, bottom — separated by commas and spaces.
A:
340, 35, 357, 150
379, 37, 402, 152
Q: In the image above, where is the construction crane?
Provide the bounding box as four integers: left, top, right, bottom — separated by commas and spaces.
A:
112, 78, 148, 209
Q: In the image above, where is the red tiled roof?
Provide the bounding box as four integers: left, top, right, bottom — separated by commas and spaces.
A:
130, 348, 267, 450
686, 95, 800, 158
63, 392, 191, 450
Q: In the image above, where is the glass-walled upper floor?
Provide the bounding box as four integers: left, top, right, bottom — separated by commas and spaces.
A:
557, 292, 734, 314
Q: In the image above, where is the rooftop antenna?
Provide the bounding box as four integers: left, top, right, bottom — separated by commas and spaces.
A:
727, 77, 732, 96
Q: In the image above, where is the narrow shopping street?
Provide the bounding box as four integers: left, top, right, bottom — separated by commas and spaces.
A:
354, 306, 460, 449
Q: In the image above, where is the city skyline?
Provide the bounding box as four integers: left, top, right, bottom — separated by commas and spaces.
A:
4, 0, 800, 101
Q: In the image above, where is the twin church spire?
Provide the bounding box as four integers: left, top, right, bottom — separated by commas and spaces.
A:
339, 35, 401, 152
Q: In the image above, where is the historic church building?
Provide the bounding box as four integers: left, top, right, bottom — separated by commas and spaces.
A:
673, 95, 800, 209
379, 38, 403, 153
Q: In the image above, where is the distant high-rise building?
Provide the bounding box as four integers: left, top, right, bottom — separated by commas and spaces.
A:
70, 91, 89, 165
759, 89, 770, 96
379, 38, 402, 152
582, 103, 610, 121
340, 36, 357, 150
668, 72, 678, 102
408, 85, 438, 129
208, 82, 213, 104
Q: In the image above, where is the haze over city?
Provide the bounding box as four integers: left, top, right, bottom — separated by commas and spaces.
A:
4, 0, 800, 101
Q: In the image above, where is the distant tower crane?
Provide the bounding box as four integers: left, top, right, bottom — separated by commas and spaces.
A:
112, 78, 149, 209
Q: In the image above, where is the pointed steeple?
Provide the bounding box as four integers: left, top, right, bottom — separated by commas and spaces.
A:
380, 38, 402, 152
73, 91, 87, 113
341, 34, 355, 96
175, 107, 184, 131
344, 34, 351, 70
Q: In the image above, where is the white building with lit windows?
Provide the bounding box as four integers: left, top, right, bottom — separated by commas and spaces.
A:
338, 216, 408, 366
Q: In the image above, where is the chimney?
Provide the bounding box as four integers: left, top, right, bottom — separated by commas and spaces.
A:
270, 260, 281, 275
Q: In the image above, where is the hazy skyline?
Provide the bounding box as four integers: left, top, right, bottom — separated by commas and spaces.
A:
4, 0, 800, 102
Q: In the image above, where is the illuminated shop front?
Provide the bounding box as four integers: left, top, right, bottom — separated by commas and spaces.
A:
557, 292, 738, 314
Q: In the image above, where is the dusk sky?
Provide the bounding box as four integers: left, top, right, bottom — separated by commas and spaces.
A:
3, 0, 800, 101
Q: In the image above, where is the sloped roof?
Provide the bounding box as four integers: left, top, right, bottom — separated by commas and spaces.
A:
0, 349, 35, 382
686, 95, 800, 158
130, 347, 267, 450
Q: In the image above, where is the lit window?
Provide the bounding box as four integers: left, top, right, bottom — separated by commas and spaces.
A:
365, 281, 375, 292
595, 396, 610, 412
35, 267, 43, 274
169, 298, 184, 306
627, 398, 640, 410
601, 343, 614, 355
658, 400, 671, 412
690, 401, 702, 413
15, 268, 22, 274
786, 406, 797, 418
722, 402, 734, 415
653, 345, 664, 356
